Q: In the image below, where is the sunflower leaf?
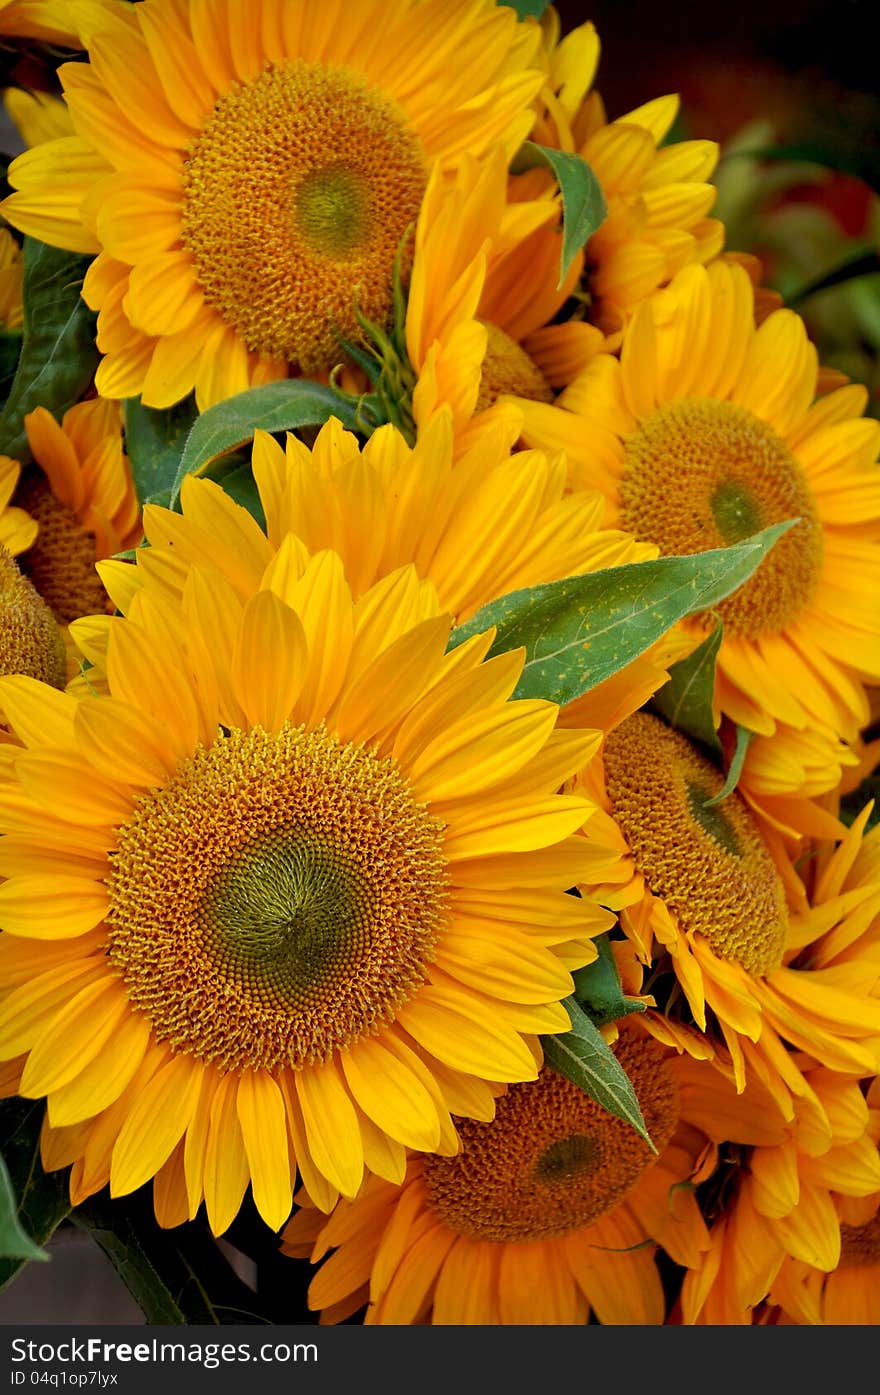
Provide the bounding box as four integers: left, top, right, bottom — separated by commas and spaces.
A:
541, 997, 656, 1151
572, 934, 647, 1029
72, 1191, 284, 1326
499, 0, 552, 19
449, 521, 795, 706
0, 1152, 48, 1264
169, 380, 363, 505
509, 142, 606, 286
0, 238, 98, 462
731, 143, 880, 200
124, 393, 199, 507
651, 619, 723, 756
704, 722, 753, 807
0, 328, 21, 403
0, 1098, 70, 1290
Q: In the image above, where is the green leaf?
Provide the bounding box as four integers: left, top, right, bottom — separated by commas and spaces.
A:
704, 722, 753, 807
72, 1191, 281, 1326
449, 521, 795, 706
0, 1098, 71, 1291
841, 781, 880, 832
124, 393, 198, 506
651, 619, 723, 755
0, 327, 21, 402
542, 997, 655, 1150
786, 250, 880, 309
205, 458, 266, 530
498, 0, 551, 18
509, 142, 606, 286
0, 237, 98, 462
0, 1153, 48, 1263
169, 380, 363, 506
731, 143, 880, 200
571, 933, 646, 1029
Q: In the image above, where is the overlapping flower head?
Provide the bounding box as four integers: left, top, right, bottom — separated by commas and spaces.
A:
282, 1022, 713, 1325
0, 0, 878, 1333
515, 259, 880, 825
572, 711, 880, 1110
0, 0, 548, 409
676, 1061, 880, 1324
765, 1077, 880, 1325
0, 540, 627, 1232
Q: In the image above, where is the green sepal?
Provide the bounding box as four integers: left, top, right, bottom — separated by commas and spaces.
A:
124, 393, 199, 507
509, 142, 606, 286
704, 722, 754, 807
572, 934, 646, 1029
541, 997, 655, 1151
0, 1098, 70, 1290
169, 380, 364, 506
449, 521, 796, 706
0, 238, 98, 462
652, 619, 723, 756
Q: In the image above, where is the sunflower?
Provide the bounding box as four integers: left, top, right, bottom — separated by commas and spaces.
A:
0, 0, 546, 410
282, 1025, 711, 1324
98, 410, 650, 622
500, 15, 723, 389
11, 398, 141, 629
0, 543, 66, 697
766, 1078, 880, 1325
0, 0, 82, 44
0, 228, 24, 331
0, 558, 618, 1232
574, 712, 880, 1113
678, 1059, 880, 1324
0, 456, 36, 556
3, 88, 74, 148
515, 260, 880, 802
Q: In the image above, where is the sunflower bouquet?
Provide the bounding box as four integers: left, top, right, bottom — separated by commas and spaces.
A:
0, 0, 878, 1333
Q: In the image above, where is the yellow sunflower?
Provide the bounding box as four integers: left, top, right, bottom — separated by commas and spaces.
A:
515, 260, 880, 803
283, 1025, 711, 1325
107, 410, 651, 619
0, 0, 545, 410
0, 0, 82, 44
0, 228, 24, 331
767, 1078, 880, 1325
0, 543, 67, 697
501, 15, 723, 388
574, 712, 880, 1114
82, 408, 690, 733
678, 1059, 880, 1324
0, 455, 36, 556
0, 557, 618, 1232
3, 87, 73, 148
11, 398, 142, 627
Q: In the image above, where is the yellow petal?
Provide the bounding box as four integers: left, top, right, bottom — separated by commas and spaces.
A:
236, 1071, 293, 1232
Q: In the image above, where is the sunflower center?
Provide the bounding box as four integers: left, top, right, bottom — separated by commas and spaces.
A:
839, 1214, 880, 1269
181, 59, 427, 374
0, 543, 67, 694
602, 712, 788, 975
14, 477, 110, 625
475, 323, 554, 413
618, 398, 823, 637
106, 723, 449, 1072
421, 1036, 678, 1243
